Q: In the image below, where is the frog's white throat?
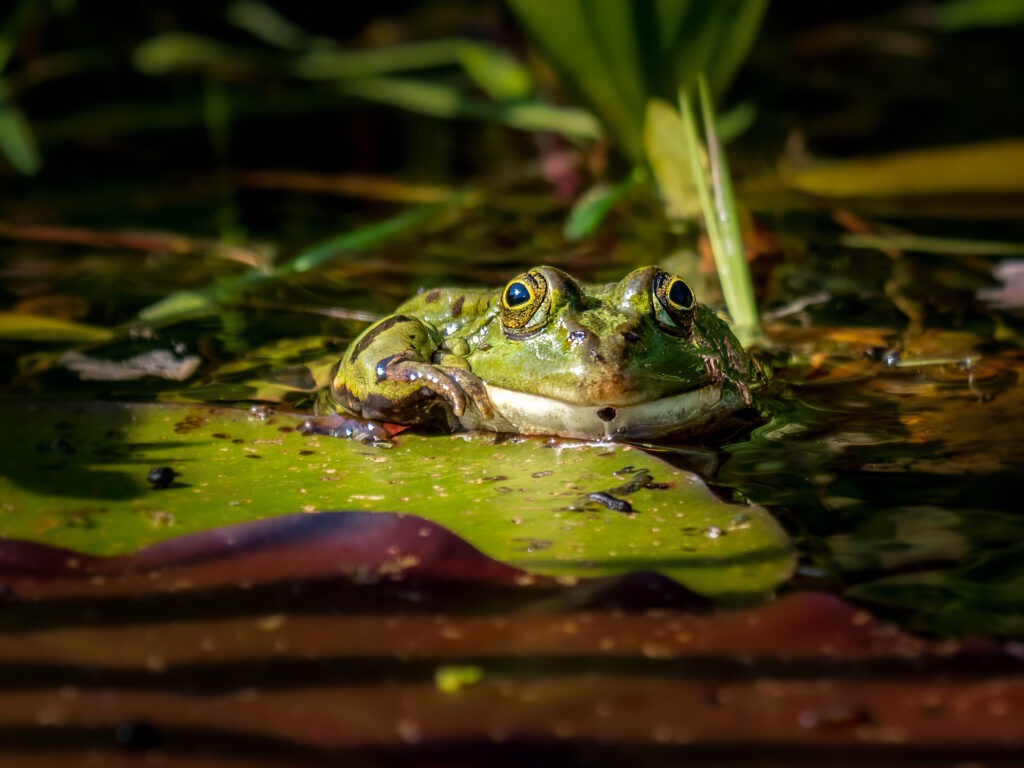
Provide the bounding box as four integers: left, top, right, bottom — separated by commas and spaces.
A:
476, 382, 729, 440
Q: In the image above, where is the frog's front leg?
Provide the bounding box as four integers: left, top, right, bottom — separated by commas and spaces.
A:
329, 313, 485, 429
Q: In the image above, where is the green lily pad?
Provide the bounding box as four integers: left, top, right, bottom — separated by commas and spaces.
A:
0, 401, 792, 599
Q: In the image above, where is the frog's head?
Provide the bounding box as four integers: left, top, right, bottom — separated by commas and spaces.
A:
467, 265, 754, 439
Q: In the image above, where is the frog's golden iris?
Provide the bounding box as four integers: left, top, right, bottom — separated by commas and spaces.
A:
499, 269, 549, 337
325, 266, 758, 440
652, 271, 697, 335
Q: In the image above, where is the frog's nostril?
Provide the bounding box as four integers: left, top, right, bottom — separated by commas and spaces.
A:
596, 407, 617, 422
567, 329, 588, 346
622, 330, 641, 343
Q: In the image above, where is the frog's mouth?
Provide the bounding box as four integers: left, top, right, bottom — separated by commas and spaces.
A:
481, 382, 729, 440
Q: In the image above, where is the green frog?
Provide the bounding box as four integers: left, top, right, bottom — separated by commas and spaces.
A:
318, 266, 759, 441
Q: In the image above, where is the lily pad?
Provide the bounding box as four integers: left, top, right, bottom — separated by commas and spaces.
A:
0, 401, 792, 598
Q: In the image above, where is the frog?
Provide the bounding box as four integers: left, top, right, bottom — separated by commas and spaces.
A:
317, 265, 759, 441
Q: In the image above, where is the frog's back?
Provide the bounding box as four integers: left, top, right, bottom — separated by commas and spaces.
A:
394, 285, 497, 337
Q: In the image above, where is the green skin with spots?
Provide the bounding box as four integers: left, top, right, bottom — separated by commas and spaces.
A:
325, 266, 757, 440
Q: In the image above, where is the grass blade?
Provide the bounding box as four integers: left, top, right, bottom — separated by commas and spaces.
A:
283, 203, 446, 274
135, 201, 455, 327
678, 77, 758, 341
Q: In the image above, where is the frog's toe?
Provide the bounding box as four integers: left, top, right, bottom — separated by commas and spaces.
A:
446, 368, 494, 419
416, 367, 468, 417
300, 415, 393, 447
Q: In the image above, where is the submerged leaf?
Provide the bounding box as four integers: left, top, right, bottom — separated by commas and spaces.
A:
0, 402, 793, 598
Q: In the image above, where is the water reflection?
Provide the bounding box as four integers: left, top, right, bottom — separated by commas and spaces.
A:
718, 337, 1024, 636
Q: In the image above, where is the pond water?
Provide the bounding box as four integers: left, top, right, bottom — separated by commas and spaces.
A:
3, 183, 1024, 764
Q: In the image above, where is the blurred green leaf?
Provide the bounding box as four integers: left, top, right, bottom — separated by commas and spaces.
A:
564, 168, 645, 241
0, 312, 113, 342
0, 401, 794, 598
457, 42, 533, 101
699, 0, 768, 98
509, 0, 643, 158
293, 38, 532, 93
136, 28, 582, 138
226, 0, 316, 51
940, 0, 1024, 30
202, 77, 232, 158
716, 100, 758, 142
293, 39, 469, 79
0, 85, 39, 174
0, 2, 39, 173
136, 289, 218, 324
0, 0, 35, 75
644, 99, 699, 220
508, 0, 767, 162
133, 33, 262, 77
334, 76, 600, 137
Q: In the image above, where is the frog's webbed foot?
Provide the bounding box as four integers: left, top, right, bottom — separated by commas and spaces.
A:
374, 354, 478, 417
300, 414, 393, 447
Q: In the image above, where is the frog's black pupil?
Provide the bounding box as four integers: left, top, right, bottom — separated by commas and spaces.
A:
506, 281, 531, 307
669, 279, 693, 308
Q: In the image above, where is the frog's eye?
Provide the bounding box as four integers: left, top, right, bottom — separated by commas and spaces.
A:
501, 269, 550, 338
652, 271, 696, 335
504, 281, 532, 307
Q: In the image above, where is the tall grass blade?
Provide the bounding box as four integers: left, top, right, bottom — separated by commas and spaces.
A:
697, 75, 758, 338
678, 78, 758, 341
